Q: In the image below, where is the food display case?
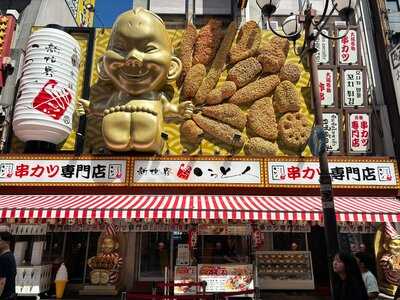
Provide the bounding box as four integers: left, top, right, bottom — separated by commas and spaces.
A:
255, 251, 314, 290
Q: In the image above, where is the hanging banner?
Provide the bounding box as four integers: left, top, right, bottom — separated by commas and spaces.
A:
337, 27, 359, 65
318, 68, 336, 107
322, 110, 342, 153
258, 221, 311, 232
266, 158, 398, 188
131, 158, 263, 187
342, 66, 367, 107
346, 111, 371, 154
315, 29, 331, 64
339, 222, 377, 233
198, 224, 252, 236
0, 156, 129, 186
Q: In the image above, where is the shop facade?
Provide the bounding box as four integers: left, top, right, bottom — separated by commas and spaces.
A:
0, 0, 400, 299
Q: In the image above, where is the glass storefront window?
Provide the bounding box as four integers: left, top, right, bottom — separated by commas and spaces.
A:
64, 232, 88, 283
139, 232, 171, 280
199, 235, 251, 264
272, 232, 307, 251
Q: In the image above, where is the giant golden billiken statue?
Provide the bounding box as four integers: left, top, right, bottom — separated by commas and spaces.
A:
375, 222, 400, 296
79, 8, 193, 153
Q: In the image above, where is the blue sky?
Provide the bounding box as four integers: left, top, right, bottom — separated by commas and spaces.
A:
94, 0, 134, 27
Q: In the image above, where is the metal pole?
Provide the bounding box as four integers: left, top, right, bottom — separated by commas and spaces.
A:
305, 8, 339, 299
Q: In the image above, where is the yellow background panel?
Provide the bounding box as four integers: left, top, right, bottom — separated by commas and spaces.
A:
87, 29, 313, 156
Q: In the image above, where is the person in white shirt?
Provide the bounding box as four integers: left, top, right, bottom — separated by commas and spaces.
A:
355, 252, 379, 300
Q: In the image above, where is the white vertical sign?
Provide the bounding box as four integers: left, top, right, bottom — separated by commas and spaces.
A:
322, 112, 340, 152
338, 29, 358, 64
348, 113, 370, 153
315, 30, 330, 64
343, 69, 364, 107
318, 69, 335, 106
389, 44, 400, 118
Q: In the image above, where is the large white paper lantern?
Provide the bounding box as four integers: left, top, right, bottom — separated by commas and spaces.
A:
13, 27, 80, 145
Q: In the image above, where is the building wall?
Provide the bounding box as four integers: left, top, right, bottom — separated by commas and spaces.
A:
35, 0, 77, 27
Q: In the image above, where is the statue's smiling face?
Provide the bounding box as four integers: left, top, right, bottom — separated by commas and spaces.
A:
101, 237, 116, 254
103, 10, 172, 95
388, 239, 400, 257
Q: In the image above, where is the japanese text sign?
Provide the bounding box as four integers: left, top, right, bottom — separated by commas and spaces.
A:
198, 264, 254, 293
315, 30, 330, 64
338, 29, 358, 64
0, 157, 128, 185
267, 160, 397, 187
65, 0, 79, 19
132, 159, 263, 186
322, 112, 341, 153
342, 68, 365, 107
347, 112, 370, 153
174, 266, 198, 295
318, 69, 335, 107
389, 43, 400, 117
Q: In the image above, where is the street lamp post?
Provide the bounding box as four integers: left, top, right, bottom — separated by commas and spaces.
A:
256, 0, 358, 298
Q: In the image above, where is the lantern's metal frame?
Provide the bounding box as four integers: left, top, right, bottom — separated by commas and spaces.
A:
257, 1, 357, 299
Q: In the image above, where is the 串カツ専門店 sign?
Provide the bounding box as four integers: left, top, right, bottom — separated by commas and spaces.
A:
266, 158, 398, 188
0, 156, 129, 186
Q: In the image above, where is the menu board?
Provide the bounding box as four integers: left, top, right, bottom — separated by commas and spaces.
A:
176, 244, 190, 266
198, 264, 253, 293
174, 266, 197, 295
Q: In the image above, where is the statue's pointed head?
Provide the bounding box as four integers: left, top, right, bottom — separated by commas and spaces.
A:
99, 8, 181, 95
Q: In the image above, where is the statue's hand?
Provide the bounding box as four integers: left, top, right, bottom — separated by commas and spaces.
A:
178, 101, 194, 120
76, 98, 91, 117
88, 257, 94, 268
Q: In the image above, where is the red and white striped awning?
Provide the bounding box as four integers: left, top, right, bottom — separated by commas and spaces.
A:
0, 195, 399, 222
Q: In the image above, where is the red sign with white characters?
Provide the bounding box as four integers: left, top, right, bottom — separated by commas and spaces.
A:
349, 113, 370, 153
339, 29, 358, 64
32, 79, 72, 120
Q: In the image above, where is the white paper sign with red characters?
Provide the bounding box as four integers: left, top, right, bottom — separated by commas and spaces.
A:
322, 112, 341, 152
343, 69, 364, 107
348, 113, 370, 153
267, 160, 397, 187
339, 29, 358, 64
318, 69, 335, 106
132, 159, 262, 185
315, 30, 330, 64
